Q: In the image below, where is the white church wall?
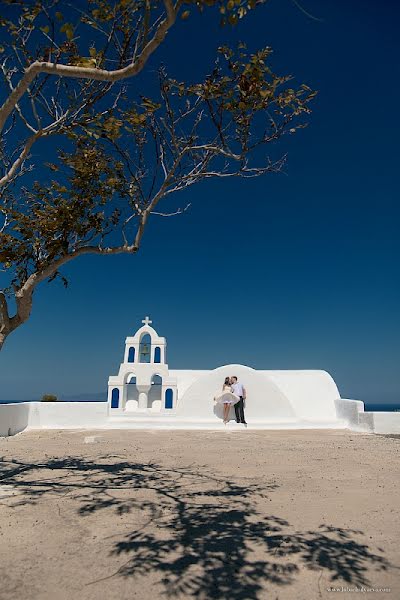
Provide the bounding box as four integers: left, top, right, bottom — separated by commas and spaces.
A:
177, 364, 297, 422
169, 370, 210, 404
0, 402, 30, 436
265, 370, 340, 421
170, 368, 341, 421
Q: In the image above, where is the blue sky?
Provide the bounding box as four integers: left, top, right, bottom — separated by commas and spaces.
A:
1, 0, 399, 403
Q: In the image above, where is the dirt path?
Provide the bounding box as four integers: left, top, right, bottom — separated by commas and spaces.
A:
0, 429, 398, 600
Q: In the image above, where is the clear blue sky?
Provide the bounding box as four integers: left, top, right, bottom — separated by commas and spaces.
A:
1, 0, 399, 403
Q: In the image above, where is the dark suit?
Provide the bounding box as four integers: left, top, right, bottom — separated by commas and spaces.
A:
234, 396, 246, 424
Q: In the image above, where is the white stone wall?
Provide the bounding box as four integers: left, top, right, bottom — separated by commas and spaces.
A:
334, 398, 400, 434
335, 398, 365, 429
356, 409, 400, 434
28, 402, 108, 429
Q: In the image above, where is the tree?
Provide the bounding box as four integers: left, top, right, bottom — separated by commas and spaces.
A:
0, 0, 316, 349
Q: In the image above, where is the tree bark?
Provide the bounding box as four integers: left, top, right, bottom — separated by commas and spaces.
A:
0, 286, 33, 351
0, 332, 7, 351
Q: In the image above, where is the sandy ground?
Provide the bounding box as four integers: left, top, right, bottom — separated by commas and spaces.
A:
0, 429, 398, 600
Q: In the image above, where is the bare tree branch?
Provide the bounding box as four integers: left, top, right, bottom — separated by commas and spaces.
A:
0, 0, 179, 135
0, 292, 10, 331
0, 6, 315, 350
0, 132, 40, 188
151, 203, 191, 216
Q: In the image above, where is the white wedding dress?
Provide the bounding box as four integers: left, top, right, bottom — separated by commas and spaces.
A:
214, 385, 240, 406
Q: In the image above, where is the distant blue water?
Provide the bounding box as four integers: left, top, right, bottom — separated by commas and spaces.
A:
364, 403, 400, 412
0, 398, 107, 404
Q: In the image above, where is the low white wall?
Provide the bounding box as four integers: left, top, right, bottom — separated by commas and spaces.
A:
1, 402, 108, 436
0, 403, 30, 436
28, 402, 108, 429
1, 397, 398, 435
358, 412, 400, 434
335, 398, 365, 429
334, 399, 400, 434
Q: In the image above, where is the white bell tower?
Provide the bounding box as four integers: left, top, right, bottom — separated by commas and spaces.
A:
107, 317, 177, 416
123, 316, 167, 365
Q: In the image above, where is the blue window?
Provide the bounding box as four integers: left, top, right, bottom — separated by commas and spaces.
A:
128, 376, 136, 385
128, 347, 135, 363
154, 347, 161, 363
111, 388, 119, 409
139, 334, 151, 363
165, 388, 173, 409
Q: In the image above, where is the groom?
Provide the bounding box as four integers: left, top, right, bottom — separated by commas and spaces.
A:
231, 376, 247, 425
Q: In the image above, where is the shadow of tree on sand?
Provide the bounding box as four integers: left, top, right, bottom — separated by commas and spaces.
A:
0, 456, 392, 599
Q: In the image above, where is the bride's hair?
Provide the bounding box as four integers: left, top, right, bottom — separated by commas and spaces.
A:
224, 377, 231, 386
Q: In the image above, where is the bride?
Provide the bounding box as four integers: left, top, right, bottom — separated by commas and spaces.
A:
214, 377, 240, 424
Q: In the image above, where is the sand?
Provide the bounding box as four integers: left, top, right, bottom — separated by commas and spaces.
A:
0, 429, 398, 600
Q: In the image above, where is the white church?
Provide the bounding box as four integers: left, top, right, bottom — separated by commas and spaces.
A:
107, 316, 347, 428
2, 315, 399, 435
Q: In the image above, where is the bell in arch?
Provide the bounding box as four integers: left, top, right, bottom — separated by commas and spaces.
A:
139, 333, 151, 363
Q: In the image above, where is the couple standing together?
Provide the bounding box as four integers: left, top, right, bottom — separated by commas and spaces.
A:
214, 376, 247, 426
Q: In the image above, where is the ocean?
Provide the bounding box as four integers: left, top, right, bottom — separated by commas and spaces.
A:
0, 398, 107, 404
364, 403, 400, 412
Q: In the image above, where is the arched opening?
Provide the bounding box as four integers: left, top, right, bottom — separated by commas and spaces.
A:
148, 374, 162, 411
126, 375, 138, 411
111, 388, 120, 409
165, 388, 173, 410
128, 347, 135, 363
154, 346, 161, 363
139, 333, 151, 363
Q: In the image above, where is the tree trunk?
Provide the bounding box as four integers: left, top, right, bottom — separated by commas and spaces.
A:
0, 287, 33, 353
0, 331, 7, 351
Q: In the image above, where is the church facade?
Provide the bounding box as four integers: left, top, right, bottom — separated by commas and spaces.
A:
107, 317, 178, 415
107, 317, 347, 429
2, 316, 398, 435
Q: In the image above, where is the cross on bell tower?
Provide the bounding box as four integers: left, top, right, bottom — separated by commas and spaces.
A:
142, 316, 152, 326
